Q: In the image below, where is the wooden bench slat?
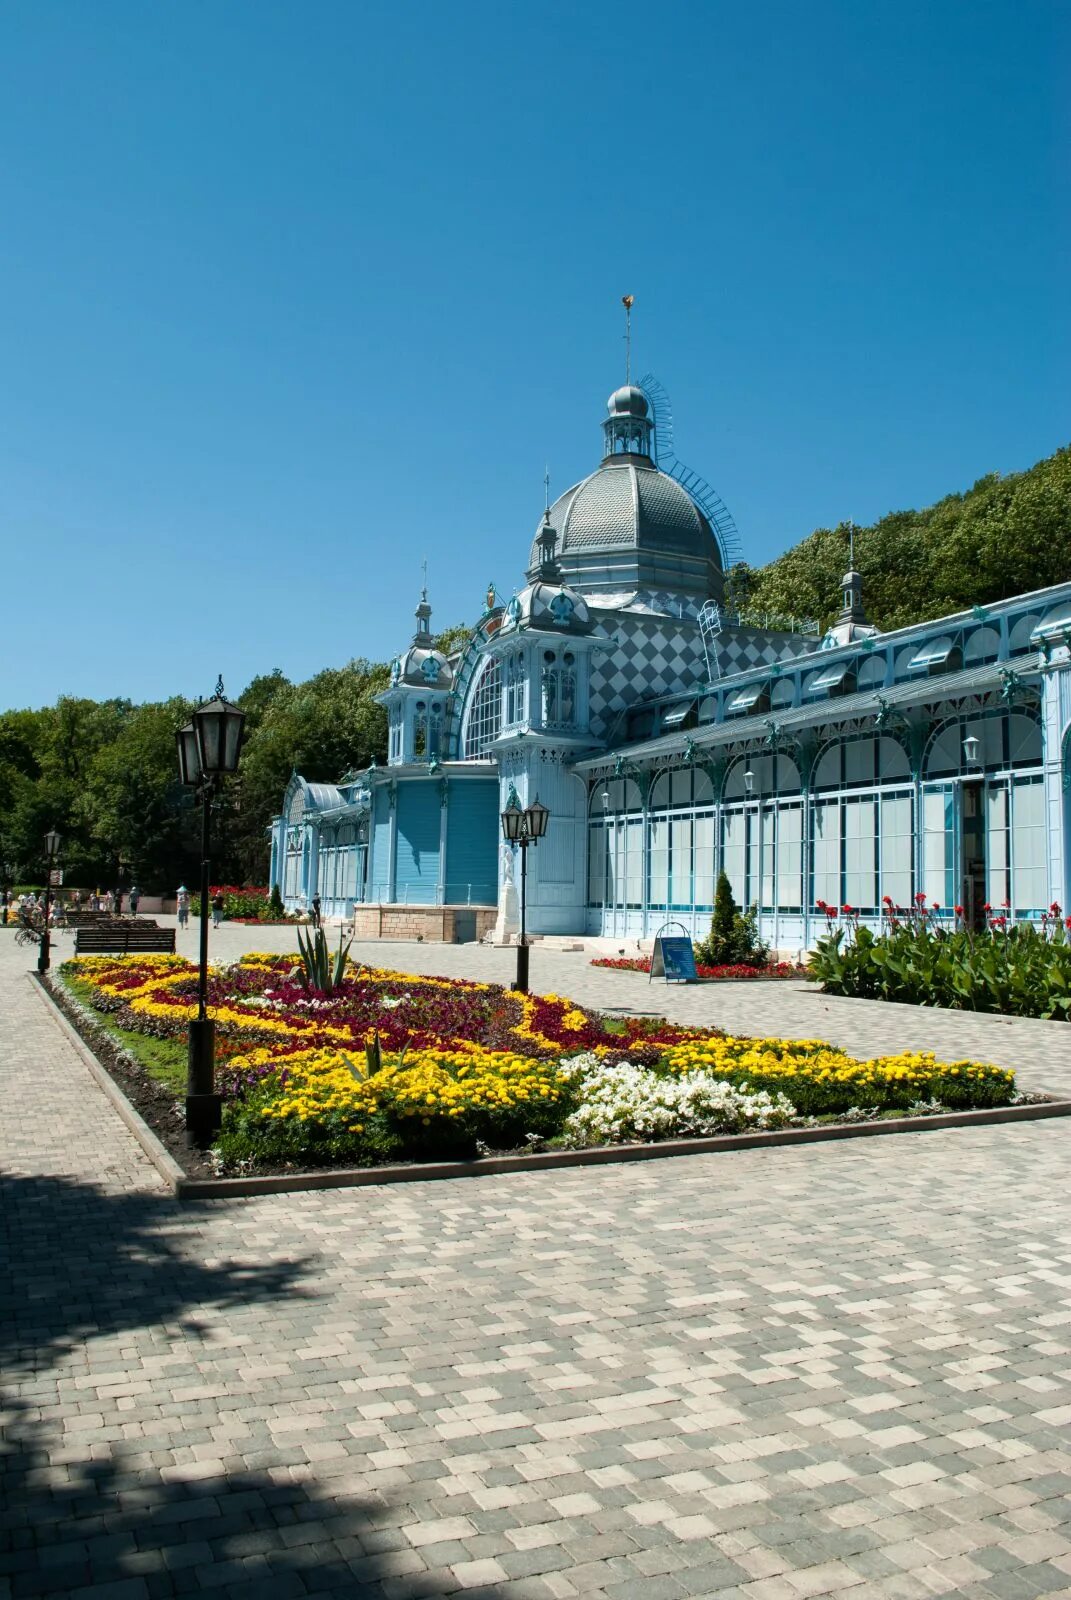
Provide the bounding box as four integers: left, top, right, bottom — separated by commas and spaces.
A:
74, 928, 176, 955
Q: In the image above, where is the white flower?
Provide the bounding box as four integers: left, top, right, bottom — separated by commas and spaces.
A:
560, 1061, 795, 1149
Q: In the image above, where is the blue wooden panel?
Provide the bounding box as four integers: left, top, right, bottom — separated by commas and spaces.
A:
370, 785, 393, 902
445, 779, 498, 904
395, 783, 441, 902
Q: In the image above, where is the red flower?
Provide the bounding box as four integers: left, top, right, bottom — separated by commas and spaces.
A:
1065, 917, 1071, 931
1051, 902, 1062, 915
882, 895, 893, 906
954, 905, 965, 916
915, 892, 926, 904
983, 902, 992, 912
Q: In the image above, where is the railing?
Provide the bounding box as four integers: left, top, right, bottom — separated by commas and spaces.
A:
364, 882, 495, 906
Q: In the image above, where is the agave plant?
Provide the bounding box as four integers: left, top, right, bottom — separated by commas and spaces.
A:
295, 923, 354, 995
358, 1031, 407, 1079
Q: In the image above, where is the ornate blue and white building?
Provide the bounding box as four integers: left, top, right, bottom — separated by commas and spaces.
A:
269, 378, 1071, 948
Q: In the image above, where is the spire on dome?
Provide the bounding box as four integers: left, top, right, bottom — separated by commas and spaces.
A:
837, 522, 867, 624
535, 467, 561, 578
413, 558, 432, 642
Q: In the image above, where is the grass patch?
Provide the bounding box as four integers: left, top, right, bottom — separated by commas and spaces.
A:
61, 973, 187, 1094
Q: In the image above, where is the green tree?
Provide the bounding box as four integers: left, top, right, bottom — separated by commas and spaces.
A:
743, 446, 1071, 632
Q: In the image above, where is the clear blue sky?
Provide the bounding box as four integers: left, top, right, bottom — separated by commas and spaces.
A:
2, 0, 1067, 710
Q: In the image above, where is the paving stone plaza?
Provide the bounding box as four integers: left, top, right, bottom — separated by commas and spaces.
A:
4, 921, 1071, 1599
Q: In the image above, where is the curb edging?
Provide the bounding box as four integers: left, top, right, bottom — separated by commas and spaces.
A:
175, 1097, 1071, 1199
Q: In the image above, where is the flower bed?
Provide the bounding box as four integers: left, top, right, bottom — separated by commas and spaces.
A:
58, 952, 1019, 1171
591, 956, 802, 979
190, 885, 295, 922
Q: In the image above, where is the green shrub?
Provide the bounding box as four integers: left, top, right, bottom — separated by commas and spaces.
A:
809, 917, 1071, 1020
695, 873, 770, 968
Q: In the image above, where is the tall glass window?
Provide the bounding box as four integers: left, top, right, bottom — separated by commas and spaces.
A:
504, 654, 527, 726
649, 816, 669, 908
722, 809, 746, 906
776, 804, 804, 911
1010, 778, 1046, 912
880, 794, 914, 908
812, 799, 840, 908
463, 659, 502, 757
694, 814, 716, 909
922, 787, 955, 907
843, 797, 878, 910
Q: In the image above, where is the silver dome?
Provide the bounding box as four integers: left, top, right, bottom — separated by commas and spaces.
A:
527, 457, 724, 601
607, 385, 650, 418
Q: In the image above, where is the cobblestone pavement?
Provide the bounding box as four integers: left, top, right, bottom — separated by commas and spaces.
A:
4, 928, 1071, 1598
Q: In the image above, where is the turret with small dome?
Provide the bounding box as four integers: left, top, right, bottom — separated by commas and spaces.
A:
378, 583, 452, 764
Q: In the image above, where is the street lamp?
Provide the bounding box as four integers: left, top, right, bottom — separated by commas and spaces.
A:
38, 830, 61, 974
743, 769, 756, 795
500, 794, 550, 994
176, 677, 245, 1145
962, 734, 981, 767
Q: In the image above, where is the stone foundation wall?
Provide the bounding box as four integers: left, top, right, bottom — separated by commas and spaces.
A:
351, 905, 496, 944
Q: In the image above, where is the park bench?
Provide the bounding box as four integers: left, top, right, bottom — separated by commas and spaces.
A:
74, 924, 176, 956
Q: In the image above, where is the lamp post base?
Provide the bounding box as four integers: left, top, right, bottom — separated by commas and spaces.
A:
37, 932, 51, 975
186, 1018, 221, 1145
511, 941, 530, 994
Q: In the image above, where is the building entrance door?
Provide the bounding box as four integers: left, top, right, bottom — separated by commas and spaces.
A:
961, 780, 986, 929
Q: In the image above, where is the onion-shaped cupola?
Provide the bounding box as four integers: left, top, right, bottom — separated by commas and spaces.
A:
602, 385, 654, 459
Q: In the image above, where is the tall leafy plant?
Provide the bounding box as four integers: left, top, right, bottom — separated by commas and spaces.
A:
295, 923, 354, 995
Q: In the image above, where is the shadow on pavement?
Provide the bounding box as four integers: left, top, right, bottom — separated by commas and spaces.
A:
0, 1174, 495, 1599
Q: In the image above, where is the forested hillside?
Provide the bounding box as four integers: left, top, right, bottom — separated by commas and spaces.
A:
731, 445, 1071, 633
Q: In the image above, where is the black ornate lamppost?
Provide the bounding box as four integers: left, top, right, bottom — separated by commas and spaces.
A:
500, 794, 549, 994
38, 830, 61, 974
176, 678, 245, 1145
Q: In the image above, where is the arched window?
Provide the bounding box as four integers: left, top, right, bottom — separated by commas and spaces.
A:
463, 659, 502, 758
813, 735, 909, 789
540, 649, 577, 728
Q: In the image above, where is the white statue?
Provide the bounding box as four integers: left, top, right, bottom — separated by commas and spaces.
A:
495, 842, 519, 943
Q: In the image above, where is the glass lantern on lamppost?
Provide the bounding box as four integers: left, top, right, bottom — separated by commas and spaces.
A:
38, 829, 61, 974
500, 794, 550, 994
176, 677, 245, 1146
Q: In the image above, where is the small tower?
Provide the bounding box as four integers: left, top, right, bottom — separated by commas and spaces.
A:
602, 385, 653, 459
838, 563, 867, 626
536, 511, 560, 579
378, 570, 452, 765
413, 579, 433, 643
822, 525, 881, 648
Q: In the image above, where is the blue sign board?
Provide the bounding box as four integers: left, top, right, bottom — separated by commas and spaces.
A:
650, 935, 698, 984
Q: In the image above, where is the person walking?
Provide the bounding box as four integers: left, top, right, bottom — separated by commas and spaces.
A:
129, 884, 140, 917
176, 885, 190, 929
311, 894, 322, 929
212, 890, 224, 929
114, 886, 123, 916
